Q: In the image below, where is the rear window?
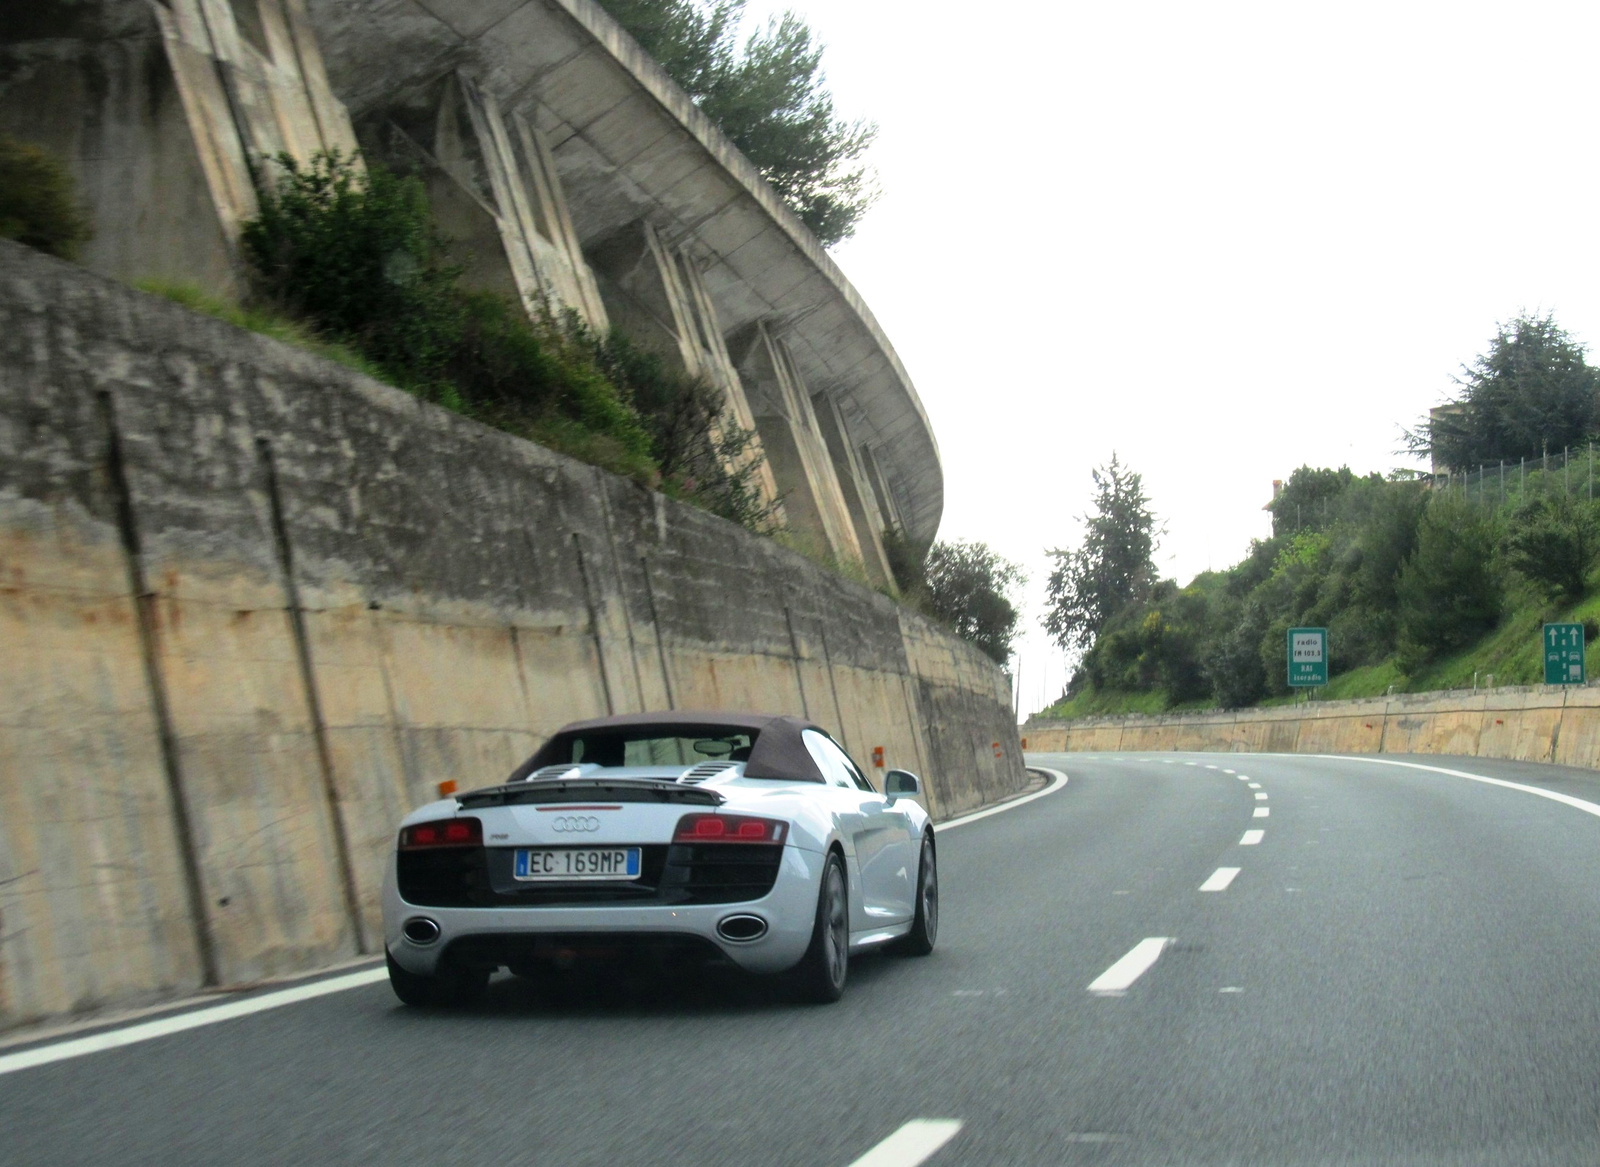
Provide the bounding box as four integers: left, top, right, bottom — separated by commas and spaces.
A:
543, 727, 758, 768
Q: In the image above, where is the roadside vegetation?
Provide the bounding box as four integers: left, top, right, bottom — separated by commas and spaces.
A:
202, 151, 775, 534
599, 0, 876, 246
887, 532, 1024, 665
0, 135, 93, 259
1040, 316, 1600, 718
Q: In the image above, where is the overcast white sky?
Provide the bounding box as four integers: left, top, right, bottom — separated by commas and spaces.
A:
742, 0, 1600, 717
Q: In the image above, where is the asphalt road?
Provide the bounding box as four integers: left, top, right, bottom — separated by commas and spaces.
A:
9, 751, 1600, 1166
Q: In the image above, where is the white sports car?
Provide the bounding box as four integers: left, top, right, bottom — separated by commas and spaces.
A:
382, 711, 938, 1005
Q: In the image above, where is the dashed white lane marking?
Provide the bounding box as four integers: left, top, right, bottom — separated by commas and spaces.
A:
1088, 937, 1174, 995
1240, 829, 1265, 845
0, 966, 389, 1078
1223, 769, 1236, 775
1254, 792, 1269, 800
848, 1119, 964, 1167
1254, 807, 1270, 818
1237, 775, 1250, 781
1200, 867, 1241, 891
1247, 782, 1262, 789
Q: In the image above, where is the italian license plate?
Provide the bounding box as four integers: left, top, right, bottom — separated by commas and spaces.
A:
513, 847, 641, 881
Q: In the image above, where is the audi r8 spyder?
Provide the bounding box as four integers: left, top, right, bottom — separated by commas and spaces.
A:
382, 711, 938, 1005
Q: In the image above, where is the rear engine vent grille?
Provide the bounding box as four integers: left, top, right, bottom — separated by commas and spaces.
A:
680, 761, 739, 785
527, 764, 582, 781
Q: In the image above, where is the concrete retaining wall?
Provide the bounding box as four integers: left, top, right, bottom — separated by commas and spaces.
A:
0, 242, 1026, 1029
1023, 686, 1600, 768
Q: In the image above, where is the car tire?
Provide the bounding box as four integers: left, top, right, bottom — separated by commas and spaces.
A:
791, 852, 849, 1004
386, 950, 489, 1008
896, 832, 938, 956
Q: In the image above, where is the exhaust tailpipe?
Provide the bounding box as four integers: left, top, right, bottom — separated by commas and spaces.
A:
402, 917, 441, 945
716, 914, 768, 942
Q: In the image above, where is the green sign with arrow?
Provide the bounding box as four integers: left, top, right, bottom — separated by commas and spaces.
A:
1543, 623, 1586, 685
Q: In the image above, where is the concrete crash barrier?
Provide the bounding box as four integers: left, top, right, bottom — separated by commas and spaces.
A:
0, 242, 1027, 1030
1024, 685, 1600, 769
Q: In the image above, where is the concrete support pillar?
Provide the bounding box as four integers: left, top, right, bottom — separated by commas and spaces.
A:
857, 443, 905, 536
810, 391, 897, 589
728, 321, 862, 566
363, 71, 608, 329
0, 0, 360, 295
588, 222, 783, 511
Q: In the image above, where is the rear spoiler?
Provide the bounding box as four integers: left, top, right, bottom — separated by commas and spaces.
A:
456, 777, 726, 809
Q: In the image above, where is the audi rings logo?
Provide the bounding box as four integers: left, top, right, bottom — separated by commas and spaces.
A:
551, 815, 601, 833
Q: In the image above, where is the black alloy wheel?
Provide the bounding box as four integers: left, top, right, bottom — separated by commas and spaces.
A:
792, 852, 849, 1003
898, 832, 938, 956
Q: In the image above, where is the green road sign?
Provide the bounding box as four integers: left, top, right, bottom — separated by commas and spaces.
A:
1543, 622, 1586, 685
1288, 627, 1328, 687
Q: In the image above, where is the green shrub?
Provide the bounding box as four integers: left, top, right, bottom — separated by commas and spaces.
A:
1396, 491, 1505, 669
1206, 605, 1268, 708
588, 327, 781, 530
239, 152, 743, 496
1504, 493, 1600, 602
241, 152, 464, 391
0, 136, 93, 258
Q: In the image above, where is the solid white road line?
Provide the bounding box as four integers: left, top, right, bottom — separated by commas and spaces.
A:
1088, 937, 1173, 994
1254, 807, 1270, 818
1200, 867, 1241, 891
0, 967, 389, 1078
1240, 829, 1264, 845
1254, 792, 1269, 800
1307, 755, 1600, 822
939, 767, 1068, 832
848, 1119, 964, 1167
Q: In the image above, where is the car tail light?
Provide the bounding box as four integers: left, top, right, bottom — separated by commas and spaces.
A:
673, 813, 786, 844
399, 817, 483, 850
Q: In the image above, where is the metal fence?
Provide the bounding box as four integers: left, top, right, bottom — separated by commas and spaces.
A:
1440, 445, 1599, 507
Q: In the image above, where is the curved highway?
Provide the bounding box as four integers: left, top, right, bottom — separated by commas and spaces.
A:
7, 752, 1600, 1165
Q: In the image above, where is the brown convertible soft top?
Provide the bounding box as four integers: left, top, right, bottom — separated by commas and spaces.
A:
509, 710, 829, 784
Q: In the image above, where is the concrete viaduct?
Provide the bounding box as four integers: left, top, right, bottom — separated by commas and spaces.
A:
0, 0, 942, 585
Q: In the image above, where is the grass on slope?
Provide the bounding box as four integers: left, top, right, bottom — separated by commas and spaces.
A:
136, 280, 388, 380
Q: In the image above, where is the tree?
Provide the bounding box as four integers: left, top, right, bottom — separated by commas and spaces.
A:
1043, 455, 1158, 653
1395, 491, 1505, 669
1267, 465, 1356, 536
1504, 493, 1600, 602
1407, 314, 1600, 469
600, 0, 877, 245
921, 541, 1023, 665
1206, 602, 1269, 709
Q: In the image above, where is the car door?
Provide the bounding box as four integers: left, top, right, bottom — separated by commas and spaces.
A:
802, 729, 879, 931
839, 749, 920, 924
803, 731, 916, 925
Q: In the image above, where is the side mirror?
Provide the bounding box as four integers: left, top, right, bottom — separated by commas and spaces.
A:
884, 769, 921, 803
